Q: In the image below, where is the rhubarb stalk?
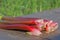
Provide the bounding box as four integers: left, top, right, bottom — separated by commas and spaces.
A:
1, 16, 40, 21
0, 19, 43, 25
0, 24, 41, 36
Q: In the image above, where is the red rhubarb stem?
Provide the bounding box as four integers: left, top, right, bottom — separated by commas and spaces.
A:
0, 24, 37, 32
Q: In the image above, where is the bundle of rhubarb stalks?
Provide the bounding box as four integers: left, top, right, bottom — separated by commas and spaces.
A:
0, 16, 58, 36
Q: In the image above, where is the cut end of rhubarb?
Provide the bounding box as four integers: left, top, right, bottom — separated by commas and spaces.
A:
26, 29, 42, 36
51, 22, 58, 32
45, 22, 58, 33
35, 19, 44, 24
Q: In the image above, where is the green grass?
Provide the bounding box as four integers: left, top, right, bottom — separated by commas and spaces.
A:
0, 0, 60, 16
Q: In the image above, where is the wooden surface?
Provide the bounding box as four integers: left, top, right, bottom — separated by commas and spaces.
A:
0, 8, 60, 40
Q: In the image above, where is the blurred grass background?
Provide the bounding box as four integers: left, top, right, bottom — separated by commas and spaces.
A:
0, 0, 60, 16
